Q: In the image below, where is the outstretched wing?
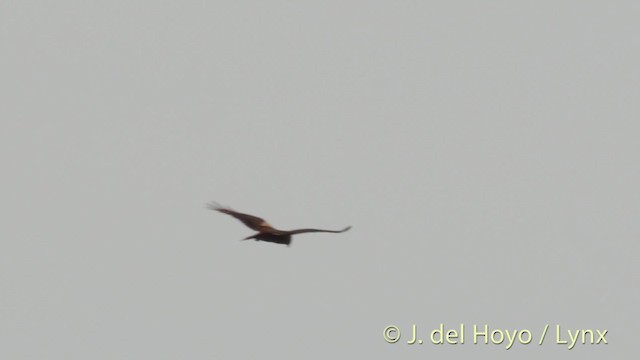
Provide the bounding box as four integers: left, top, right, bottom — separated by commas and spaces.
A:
285, 226, 352, 235
207, 202, 275, 231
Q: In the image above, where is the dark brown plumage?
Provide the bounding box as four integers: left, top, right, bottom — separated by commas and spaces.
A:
207, 202, 351, 246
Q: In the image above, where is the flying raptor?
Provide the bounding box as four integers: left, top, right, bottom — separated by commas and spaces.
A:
207, 202, 351, 246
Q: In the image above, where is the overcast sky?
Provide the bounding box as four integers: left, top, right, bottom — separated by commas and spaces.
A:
1, 1, 638, 359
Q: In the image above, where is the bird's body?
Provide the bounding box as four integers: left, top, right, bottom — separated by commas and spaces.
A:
207, 202, 351, 246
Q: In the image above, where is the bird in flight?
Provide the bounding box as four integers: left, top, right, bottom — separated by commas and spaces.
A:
207, 202, 351, 246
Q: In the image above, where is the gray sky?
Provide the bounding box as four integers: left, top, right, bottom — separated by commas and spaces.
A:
1, 1, 638, 359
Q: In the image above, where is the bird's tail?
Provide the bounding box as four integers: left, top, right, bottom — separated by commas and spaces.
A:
243, 233, 258, 241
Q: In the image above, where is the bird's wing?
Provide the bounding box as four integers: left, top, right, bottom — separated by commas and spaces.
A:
285, 226, 352, 235
206, 202, 275, 231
